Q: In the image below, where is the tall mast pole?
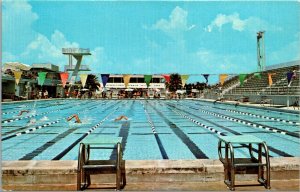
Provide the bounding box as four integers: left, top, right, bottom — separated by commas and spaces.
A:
257, 31, 266, 72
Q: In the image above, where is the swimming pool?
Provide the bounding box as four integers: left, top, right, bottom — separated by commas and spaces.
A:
2, 99, 299, 161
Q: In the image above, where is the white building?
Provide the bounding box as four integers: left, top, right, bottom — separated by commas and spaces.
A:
98, 75, 166, 98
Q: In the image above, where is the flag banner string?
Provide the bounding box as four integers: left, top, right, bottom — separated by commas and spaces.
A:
9, 69, 294, 77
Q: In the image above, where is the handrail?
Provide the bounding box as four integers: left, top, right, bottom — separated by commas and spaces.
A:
218, 140, 223, 161
262, 142, 271, 188
226, 86, 300, 95
77, 141, 123, 190
218, 136, 271, 190
229, 143, 235, 167
116, 142, 122, 189
77, 143, 84, 190
249, 143, 258, 161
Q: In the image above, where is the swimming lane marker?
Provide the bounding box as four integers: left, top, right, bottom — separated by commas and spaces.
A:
225, 108, 299, 125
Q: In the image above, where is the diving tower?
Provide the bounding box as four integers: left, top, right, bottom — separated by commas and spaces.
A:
62, 48, 91, 84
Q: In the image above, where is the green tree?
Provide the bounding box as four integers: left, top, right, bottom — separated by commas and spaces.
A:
76, 74, 100, 90
185, 82, 208, 94
185, 83, 193, 95
85, 74, 100, 91
167, 73, 182, 92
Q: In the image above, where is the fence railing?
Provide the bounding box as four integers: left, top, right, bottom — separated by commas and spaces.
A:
62, 48, 90, 54
226, 86, 300, 95
64, 65, 91, 71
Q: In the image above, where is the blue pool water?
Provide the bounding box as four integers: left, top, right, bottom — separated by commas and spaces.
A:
2, 99, 300, 160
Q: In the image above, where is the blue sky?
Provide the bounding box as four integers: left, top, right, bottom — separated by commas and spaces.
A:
2, 0, 300, 83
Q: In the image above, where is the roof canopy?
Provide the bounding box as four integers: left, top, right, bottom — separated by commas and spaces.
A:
2, 62, 31, 71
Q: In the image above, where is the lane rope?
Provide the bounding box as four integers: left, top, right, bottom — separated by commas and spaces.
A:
1, 102, 99, 141
179, 101, 300, 138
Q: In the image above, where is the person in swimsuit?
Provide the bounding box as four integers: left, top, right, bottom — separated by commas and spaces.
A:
114, 115, 128, 121
18, 110, 29, 116
235, 102, 240, 107
67, 114, 82, 123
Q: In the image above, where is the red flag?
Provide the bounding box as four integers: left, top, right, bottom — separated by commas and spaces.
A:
60, 72, 69, 88
162, 75, 170, 83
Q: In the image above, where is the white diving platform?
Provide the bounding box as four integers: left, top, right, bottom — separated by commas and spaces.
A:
62, 48, 91, 55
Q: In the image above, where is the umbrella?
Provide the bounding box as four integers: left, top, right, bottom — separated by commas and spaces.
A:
176, 90, 186, 94
81, 88, 89, 91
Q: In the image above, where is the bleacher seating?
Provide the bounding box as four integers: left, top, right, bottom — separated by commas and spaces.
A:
225, 64, 300, 96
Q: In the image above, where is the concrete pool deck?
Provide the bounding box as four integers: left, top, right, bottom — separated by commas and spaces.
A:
2, 157, 300, 191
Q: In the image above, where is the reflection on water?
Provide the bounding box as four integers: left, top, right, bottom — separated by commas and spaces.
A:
40, 116, 49, 121
27, 118, 37, 126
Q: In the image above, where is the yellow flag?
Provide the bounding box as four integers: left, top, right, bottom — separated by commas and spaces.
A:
13, 71, 22, 85
219, 74, 228, 86
80, 74, 89, 88
123, 74, 131, 88
181, 75, 189, 87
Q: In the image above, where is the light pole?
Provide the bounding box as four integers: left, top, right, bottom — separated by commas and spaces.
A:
257, 31, 266, 72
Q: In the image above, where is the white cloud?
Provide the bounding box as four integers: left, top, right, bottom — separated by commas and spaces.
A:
205, 13, 282, 33
3, 0, 38, 53
244, 17, 282, 33
3, 0, 38, 29
5, 30, 109, 73
51, 30, 80, 49
20, 31, 77, 69
205, 13, 246, 32
2, 1, 112, 74
153, 6, 195, 38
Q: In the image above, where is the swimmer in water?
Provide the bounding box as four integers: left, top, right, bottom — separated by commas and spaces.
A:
27, 118, 37, 125
18, 110, 29, 116
114, 115, 128, 121
67, 114, 81, 123
235, 102, 240, 107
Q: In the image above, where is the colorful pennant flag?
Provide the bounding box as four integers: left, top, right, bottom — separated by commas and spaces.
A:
287, 72, 294, 87
13, 71, 22, 85
268, 73, 276, 86
203, 74, 209, 84
123, 74, 131, 88
144, 75, 152, 87
219, 74, 228, 86
101, 74, 110, 87
60, 72, 69, 88
254, 72, 262, 79
239, 74, 247, 87
80, 74, 89, 88
38, 72, 47, 86
181, 75, 189, 87
162, 75, 170, 83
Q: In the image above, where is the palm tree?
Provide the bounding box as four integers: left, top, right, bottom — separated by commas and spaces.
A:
185, 83, 193, 95
168, 73, 182, 92
85, 74, 100, 91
